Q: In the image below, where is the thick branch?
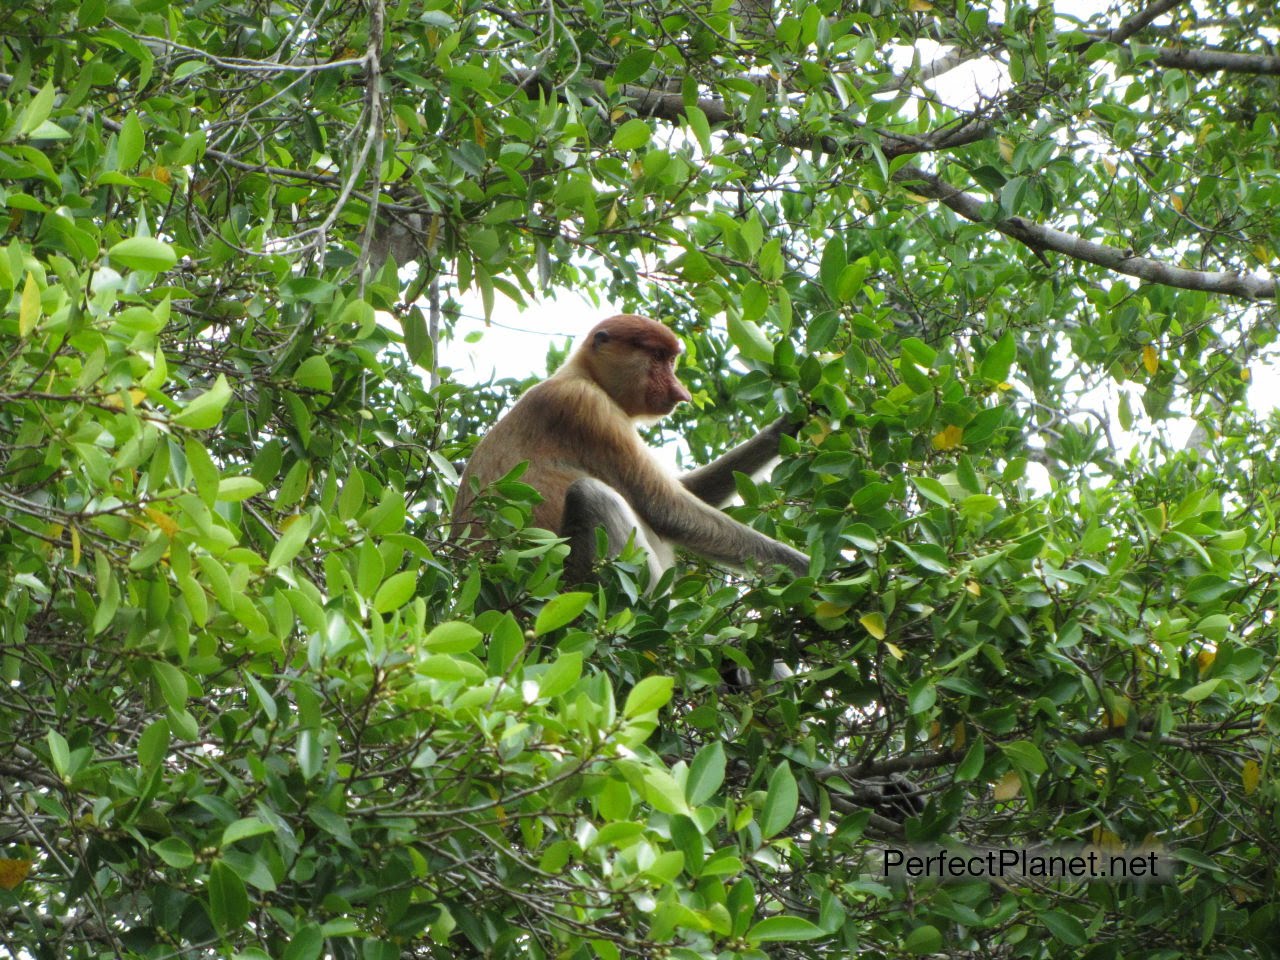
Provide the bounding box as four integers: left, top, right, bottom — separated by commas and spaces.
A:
897, 165, 1277, 300
1105, 0, 1188, 45
1150, 46, 1280, 76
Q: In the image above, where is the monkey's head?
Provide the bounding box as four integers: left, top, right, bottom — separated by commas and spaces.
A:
578, 314, 691, 419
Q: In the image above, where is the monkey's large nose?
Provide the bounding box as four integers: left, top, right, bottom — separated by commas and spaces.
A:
671, 382, 692, 404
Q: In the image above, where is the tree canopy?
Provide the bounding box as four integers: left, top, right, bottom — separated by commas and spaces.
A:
1, 0, 1278, 957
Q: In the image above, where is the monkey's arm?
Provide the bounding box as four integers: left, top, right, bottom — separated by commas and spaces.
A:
680, 415, 796, 507
591, 426, 809, 577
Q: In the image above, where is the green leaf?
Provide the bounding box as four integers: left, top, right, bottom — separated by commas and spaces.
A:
906, 677, 936, 715
819, 238, 847, 301
118, 113, 144, 171
612, 118, 651, 150
373, 570, 417, 613
173, 374, 232, 430
282, 925, 324, 960
47, 730, 70, 778
138, 719, 170, 770
613, 49, 654, 85
643, 767, 692, 815
294, 355, 334, 391
267, 514, 313, 570
686, 741, 726, 805
108, 236, 177, 271
955, 740, 985, 782
538, 651, 583, 700
184, 437, 219, 505
624, 676, 674, 717
423, 621, 483, 653
912, 476, 951, 506
727, 315, 774, 365
221, 818, 275, 848
217, 477, 265, 502
152, 661, 189, 711
1182, 678, 1222, 702
979, 330, 1016, 383
760, 761, 798, 839
151, 837, 195, 868
1039, 910, 1087, 946
747, 915, 826, 942
1001, 740, 1048, 775
685, 104, 712, 153
207, 861, 249, 933
534, 592, 592, 636
904, 925, 944, 954
19, 82, 55, 136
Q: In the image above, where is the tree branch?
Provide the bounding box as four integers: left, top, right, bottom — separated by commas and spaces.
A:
896, 165, 1277, 300
1149, 46, 1280, 76
1105, 0, 1188, 45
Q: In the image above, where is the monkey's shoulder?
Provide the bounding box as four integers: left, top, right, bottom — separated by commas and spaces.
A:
520, 377, 631, 442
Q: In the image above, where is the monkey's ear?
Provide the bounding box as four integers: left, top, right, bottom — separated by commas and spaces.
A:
593, 330, 611, 348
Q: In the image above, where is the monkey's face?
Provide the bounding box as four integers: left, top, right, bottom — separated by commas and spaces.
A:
584, 315, 691, 419
642, 352, 692, 417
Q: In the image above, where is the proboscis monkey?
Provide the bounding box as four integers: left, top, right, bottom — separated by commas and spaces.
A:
452, 314, 809, 584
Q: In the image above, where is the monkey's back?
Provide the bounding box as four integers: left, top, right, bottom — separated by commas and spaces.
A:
452, 374, 622, 534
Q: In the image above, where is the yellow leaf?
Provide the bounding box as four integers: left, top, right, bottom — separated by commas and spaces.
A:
1242, 759, 1260, 795
610, 108, 625, 122
473, 117, 486, 147
609, 35, 622, 46
998, 136, 1014, 163
1143, 345, 1161, 375
952, 721, 966, 748
965, 580, 981, 596
1252, 244, 1271, 265
1092, 828, 1122, 850
884, 642, 904, 661
1103, 158, 1117, 176
1241, 366, 1251, 383
0, 859, 33, 890
993, 770, 1021, 801
71, 526, 81, 566
19, 272, 40, 337
1197, 649, 1215, 675
144, 507, 180, 538
1170, 195, 1183, 213
907, 0, 933, 10
148, 164, 172, 184
859, 612, 886, 640
605, 200, 619, 228
996, 381, 1012, 391
1106, 701, 1128, 727
932, 424, 963, 450
104, 389, 144, 409
815, 601, 850, 619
